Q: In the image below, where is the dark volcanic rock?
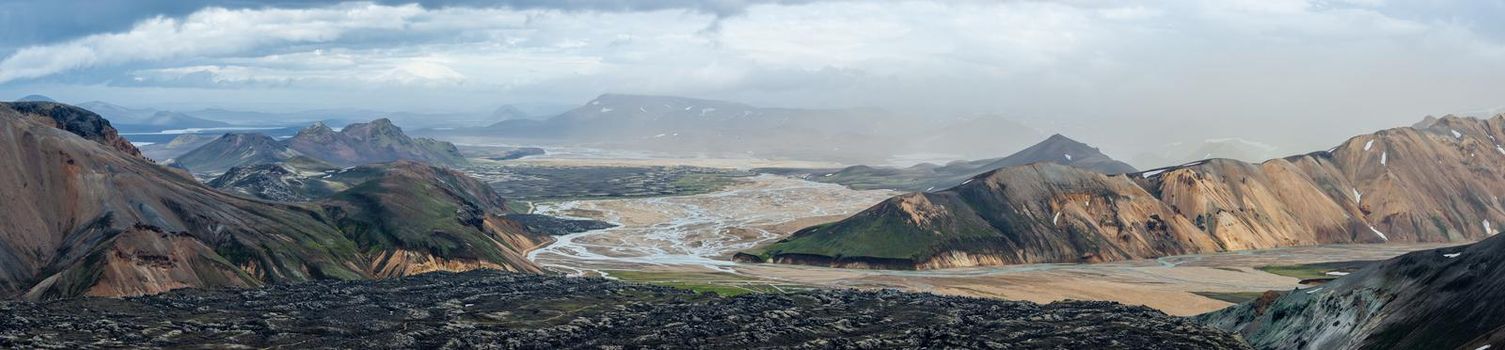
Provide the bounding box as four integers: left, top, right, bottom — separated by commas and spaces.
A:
504, 213, 616, 235
0, 270, 1249, 349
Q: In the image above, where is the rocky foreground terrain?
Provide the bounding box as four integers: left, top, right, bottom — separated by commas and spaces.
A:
1197, 229, 1505, 350
0, 270, 1248, 349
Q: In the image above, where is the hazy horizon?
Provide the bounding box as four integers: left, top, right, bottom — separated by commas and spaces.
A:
4, 0, 1504, 165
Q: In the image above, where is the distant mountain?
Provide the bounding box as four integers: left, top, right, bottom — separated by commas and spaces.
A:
1197, 233, 1505, 349
467, 94, 912, 162
173, 133, 299, 173
74, 101, 233, 132
743, 115, 1505, 270
910, 115, 1044, 159
133, 111, 231, 128
137, 134, 217, 161
286, 119, 466, 167
0, 102, 550, 300
761, 134, 1136, 192
15, 95, 55, 102
490, 105, 533, 121
173, 118, 466, 173
1132, 138, 1281, 169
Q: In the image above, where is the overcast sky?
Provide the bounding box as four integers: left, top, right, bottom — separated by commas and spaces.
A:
2, 0, 1503, 157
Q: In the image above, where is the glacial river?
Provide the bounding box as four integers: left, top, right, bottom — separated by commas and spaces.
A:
525, 174, 897, 276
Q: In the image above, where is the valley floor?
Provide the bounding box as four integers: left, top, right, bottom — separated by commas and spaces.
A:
503, 157, 1462, 316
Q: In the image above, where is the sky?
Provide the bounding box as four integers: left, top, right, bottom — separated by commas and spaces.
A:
2, 0, 1504, 159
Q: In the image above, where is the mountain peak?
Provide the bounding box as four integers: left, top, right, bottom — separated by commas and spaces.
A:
16, 95, 56, 102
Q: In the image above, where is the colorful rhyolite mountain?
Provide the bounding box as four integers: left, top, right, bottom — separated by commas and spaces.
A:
0, 102, 546, 300
174, 118, 465, 173
743, 115, 1505, 270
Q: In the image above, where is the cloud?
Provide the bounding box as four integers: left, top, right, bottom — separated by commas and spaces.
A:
1, 0, 1504, 160
0, 3, 432, 83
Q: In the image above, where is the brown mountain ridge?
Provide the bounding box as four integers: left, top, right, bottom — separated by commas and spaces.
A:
743, 115, 1505, 269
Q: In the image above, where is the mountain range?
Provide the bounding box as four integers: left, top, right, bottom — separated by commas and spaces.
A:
743, 115, 1505, 270
172, 118, 466, 173
435, 93, 1044, 163
0, 102, 547, 300
761, 134, 1136, 192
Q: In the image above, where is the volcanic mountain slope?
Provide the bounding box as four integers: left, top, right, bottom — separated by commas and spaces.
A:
0, 102, 545, 300
747, 115, 1505, 269
1196, 233, 1505, 350
762, 134, 1137, 192
171, 133, 298, 173
0, 270, 1249, 349
173, 118, 466, 173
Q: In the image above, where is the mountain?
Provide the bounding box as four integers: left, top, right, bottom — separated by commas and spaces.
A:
763, 134, 1136, 192
136, 134, 217, 161
910, 115, 1044, 159
1133, 138, 1282, 169
464, 94, 913, 162
173, 118, 466, 173
285, 119, 466, 167
490, 104, 533, 121
742, 115, 1505, 270
172, 133, 299, 173
15, 95, 55, 102
1196, 233, 1505, 350
132, 111, 232, 128
71, 102, 233, 132
0, 102, 547, 300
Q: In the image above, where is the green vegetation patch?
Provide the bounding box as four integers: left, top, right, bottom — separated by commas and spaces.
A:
1257, 260, 1376, 280
1192, 291, 1267, 304
603, 270, 808, 297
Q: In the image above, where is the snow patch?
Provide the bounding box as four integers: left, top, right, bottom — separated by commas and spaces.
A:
1486, 220, 1494, 235
1305, 287, 1324, 294
1326, 271, 1350, 276
1368, 225, 1389, 241
1444, 252, 1462, 258
1381, 152, 1388, 165
1352, 188, 1362, 203
1453, 129, 1463, 138
1141, 169, 1167, 178
1064, 154, 1073, 160
1052, 211, 1061, 225
1364, 139, 1374, 151
600, 107, 613, 113
961, 179, 974, 185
